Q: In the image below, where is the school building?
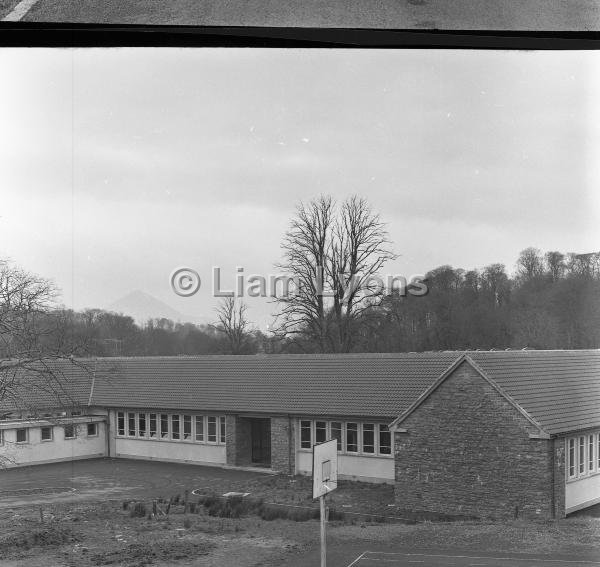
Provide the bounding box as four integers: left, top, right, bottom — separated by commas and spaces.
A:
1, 350, 598, 519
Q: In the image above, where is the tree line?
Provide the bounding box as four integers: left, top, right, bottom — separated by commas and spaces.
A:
2, 195, 599, 359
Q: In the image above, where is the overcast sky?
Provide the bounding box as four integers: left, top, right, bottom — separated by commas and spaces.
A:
1, 49, 599, 329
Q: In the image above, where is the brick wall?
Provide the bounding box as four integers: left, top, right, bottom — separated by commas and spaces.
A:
271, 416, 295, 474
225, 415, 252, 466
553, 437, 566, 518
394, 361, 555, 520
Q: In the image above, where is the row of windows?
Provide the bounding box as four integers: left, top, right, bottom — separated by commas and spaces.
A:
299, 420, 392, 456
567, 432, 600, 480
0, 423, 98, 445
117, 412, 226, 444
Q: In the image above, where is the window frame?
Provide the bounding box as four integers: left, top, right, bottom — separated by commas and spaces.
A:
195, 415, 204, 442
115, 411, 226, 444
41, 426, 53, 442
207, 416, 217, 443
300, 420, 312, 449
128, 412, 137, 437
578, 436, 586, 475
345, 422, 359, 453
16, 428, 28, 444
149, 413, 157, 438
566, 432, 600, 481
378, 424, 392, 455
330, 421, 343, 452
117, 411, 125, 437
160, 413, 169, 439
87, 423, 98, 437
362, 423, 375, 454
298, 419, 393, 457
137, 413, 147, 438
183, 415, 192, 441
63, 424, 76, 440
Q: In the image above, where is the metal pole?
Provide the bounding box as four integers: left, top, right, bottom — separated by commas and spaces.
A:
320, 494, 326, 567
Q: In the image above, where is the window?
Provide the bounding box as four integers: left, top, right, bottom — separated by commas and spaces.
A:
171, 414, 180, 440
160, 414, 169, 438
220, 416, 226, 443
16, 428, 28, 443
579, 436, 586, 475
70, 410, 82, 417
195, 415, 204, 441
138, 413, 147, 437
149, 414, 157, 438
315, 421, 327, 444
331, 422, 342, 451
362, 423, 375, 453
300, 420, 312, 449
568, 438, 576, 478
183, 415, 192, 440
207, 417, 217, 442
346, 423, 358, 452
117, 412, 125, 436
0, 430, 3, 445
87, 423, 98, 437
128, 412, 136, 437
379, 424, 392, 455
63, 424, 76, 439
41, 426, 53, 441
589, 435, 595, 473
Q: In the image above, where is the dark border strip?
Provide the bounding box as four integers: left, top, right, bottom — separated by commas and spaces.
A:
0, 24, 599, 48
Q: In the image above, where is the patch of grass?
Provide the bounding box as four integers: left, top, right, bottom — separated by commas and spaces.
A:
90, 539, 215, 566
0, 523, 79, 553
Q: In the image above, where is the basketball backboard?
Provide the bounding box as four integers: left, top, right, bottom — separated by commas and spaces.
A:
312, 438, 338, 499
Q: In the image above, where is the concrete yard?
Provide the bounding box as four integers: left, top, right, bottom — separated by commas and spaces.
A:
1, 0, 600, 29
0, 458, 268, 508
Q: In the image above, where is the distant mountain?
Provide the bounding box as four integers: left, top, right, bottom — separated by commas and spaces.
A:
107, 290, 210, 327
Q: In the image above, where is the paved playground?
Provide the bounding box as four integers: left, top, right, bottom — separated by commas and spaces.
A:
0, 458, 267, 508
2, 0, 600, 29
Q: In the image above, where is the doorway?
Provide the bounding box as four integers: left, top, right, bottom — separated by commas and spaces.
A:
250, 418, 271, 466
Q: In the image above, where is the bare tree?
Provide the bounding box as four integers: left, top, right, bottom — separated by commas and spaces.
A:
0, 260, 86, 419
516, 247, 544, 281
275, 195, 396, 353
213, 297, 251, 355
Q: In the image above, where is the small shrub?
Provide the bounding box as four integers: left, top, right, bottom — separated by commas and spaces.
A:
129, 502, 147, 518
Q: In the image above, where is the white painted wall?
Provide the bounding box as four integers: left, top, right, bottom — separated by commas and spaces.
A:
0, 421, 106, 467
566, 474, 600, 513
297, 450, 394, 483
115, 437, 226, 465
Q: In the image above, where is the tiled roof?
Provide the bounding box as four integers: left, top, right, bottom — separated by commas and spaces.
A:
0, 359, 94, 413
89, 353, 459, 419
2, 351, 599, 435
468, 350, 600, 435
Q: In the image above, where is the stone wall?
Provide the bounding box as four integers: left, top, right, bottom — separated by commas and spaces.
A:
271, 416, 295, 474
394, 361, 556, 519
